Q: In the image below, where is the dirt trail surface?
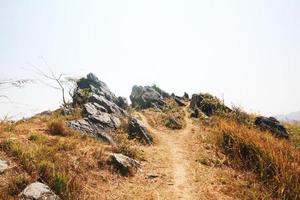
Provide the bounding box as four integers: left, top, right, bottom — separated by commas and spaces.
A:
131, 106, 234, 200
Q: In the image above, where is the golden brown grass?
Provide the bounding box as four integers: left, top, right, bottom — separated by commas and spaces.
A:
284, 121, 300, 149
47, 117, 71, 136
0, 111, 150, 200
113, 130, 145, 160
209, 117, 300, 199
141, 98, 186, 129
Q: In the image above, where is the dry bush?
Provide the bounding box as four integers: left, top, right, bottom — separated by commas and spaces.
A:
211, 117, 300, 199
113, 132, 144, 160
7, 174, 30, 195
47, 117, 71, 136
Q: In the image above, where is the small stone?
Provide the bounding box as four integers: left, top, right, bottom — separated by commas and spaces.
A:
108, 153, 141, 176
0, 160, 8, 173
19, 182, 61, 200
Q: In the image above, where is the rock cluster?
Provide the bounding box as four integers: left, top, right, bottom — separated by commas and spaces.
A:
69, 73, 128, 145
190, 93, 231, 117
19, 182, 60, 200
255, 116, 289, 139
130, 85, 166, 109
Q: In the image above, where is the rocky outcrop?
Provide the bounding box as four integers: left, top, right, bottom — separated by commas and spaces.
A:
108, 153, 141, 176
151, 85, 170, 98
128, 118, 153, 144
165, 117, 182, 129
19, 182, 60, 200
255, 116, 289, 139
190, 93, 231, 116
130, 85, 166, 109
173, 96, 186, 107
0, 160, 8, 173
183, 92, 189, 100
69, 73, 127, 145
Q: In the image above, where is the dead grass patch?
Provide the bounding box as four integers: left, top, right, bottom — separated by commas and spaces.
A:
209, 117, 300, 199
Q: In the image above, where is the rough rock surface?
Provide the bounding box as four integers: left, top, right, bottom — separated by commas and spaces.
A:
130, 85, 166, 109
69, 73, 127, 145
108, 153, 141, 176
165, 117, 182, 129
128, 118, 153, 144
183, 92, 189, 100
190, 93, 231, 116
255, 116, 289, 139
173, 96, 186, 107
19, 182, 60, 200
0, 159, 8, 173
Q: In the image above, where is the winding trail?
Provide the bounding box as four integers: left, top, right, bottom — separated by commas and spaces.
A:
137, 106, 196, 199
133, 105, 235, 200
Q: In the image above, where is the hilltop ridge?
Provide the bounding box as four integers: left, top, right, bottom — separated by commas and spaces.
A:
0, 73, 299, 200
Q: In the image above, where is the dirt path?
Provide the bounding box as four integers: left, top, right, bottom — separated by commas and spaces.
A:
135, 106, 235, 200
137, 106, 196, 199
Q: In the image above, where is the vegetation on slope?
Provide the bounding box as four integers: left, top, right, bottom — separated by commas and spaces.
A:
0, 111, 144, 199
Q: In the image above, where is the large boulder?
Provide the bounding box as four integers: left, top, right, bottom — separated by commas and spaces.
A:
69, 73, 127, 145
128, 118, 153, 144
255, 116, 289, 139
130, 85, 166, 109
108, 153, 141, 176
190, 93, 231, 116
19, 182, 60, 200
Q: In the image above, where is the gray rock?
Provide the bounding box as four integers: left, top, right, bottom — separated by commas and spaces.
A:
88, 95, 125, 115
165, 117, 182, 129
130, 85, 166, 109
190, 108, 199, 118
69, 73, 127, 145
76, 73, 118, 102
128, 118, 153, 144
0, 160, 8, 173
190, 93, 231, 116
68, 119, 116, 145
116, 96, 129, 110
108, 153, 140, 176
151, 85, 170, 98
173, 96, 186, 107
84, 102, 107, 115
255, 116, 289, 139
19, 182, 60, 200
183, 92, 189, 100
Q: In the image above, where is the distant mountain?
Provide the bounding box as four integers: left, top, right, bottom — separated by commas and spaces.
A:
275, 111, 300, 122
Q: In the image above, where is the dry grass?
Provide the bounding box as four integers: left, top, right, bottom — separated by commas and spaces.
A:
141, 98, 186, 129
113, 131, 145, 160
209, 117, 300, 199
284, 121, 300, 148
47, 117, 72, 136
0, 111, 149, 200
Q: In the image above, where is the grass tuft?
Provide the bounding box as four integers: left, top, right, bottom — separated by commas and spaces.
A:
47, 117, 71, 136
7, 174, 29, 195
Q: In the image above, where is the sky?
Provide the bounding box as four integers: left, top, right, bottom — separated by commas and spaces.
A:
0, 0, 299, 119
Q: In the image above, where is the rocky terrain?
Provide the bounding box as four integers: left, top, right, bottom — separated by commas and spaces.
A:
0, 73, 299, 200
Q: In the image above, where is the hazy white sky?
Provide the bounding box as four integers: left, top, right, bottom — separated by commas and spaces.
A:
0, 0, 299, 119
